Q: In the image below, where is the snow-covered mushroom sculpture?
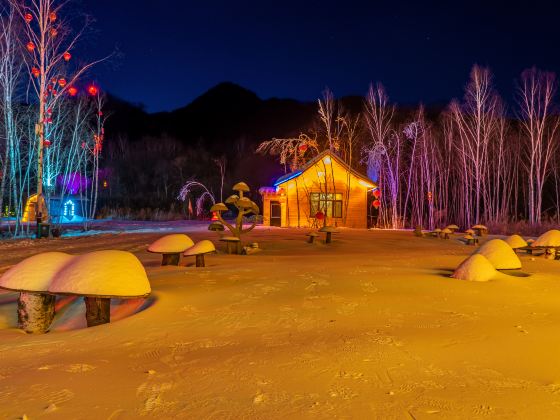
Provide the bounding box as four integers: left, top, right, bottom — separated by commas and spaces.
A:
211, 182, 260, 254
504, 234, 528, 250
472, 224, 488, 236
441, 227, 452, 239
208, 221, 225, 234
0, 252, 74, 334
474, 239, 521, 270
432, 228, 442, 238
306, 231, 319, 243
184, 240, 216, 267
446, 224, 459, 233
465, 229, 475, 236
319, 225, 339, 244
413, 226, 424, 237
451, 254, 498, 282
532, 229, 560, 248
148, 234, 194, 266
49, 250, 151, 327
463, 234, 476, 246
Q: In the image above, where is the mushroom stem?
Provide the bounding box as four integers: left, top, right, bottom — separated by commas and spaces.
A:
325, 232, 332, 244
162, 253, 180, 266
308, 236, 315, 244
195, 254, 205, 267
18, 292, 56, 334
84, 297, 111, 327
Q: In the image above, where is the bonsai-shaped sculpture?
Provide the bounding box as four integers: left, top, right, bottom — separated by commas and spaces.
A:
210, 182, 260, 254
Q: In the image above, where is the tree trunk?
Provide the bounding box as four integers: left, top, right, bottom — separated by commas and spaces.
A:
84, 297, 111, 327
18, 292, 56, 334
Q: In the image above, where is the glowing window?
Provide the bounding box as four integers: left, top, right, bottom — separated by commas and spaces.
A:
63, 199, 75, 218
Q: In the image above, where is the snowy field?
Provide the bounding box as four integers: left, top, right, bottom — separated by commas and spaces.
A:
0, 223, 560, 418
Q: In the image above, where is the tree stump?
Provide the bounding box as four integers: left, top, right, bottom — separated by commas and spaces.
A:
85, 297, 111, 327
162, 253, 180, 266
18, 292, 56, 334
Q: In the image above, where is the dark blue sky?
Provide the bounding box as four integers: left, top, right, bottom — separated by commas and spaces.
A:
80, 0, 560, 112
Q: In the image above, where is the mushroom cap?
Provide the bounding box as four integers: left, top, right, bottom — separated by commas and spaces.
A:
446, 224, 459, 229
237, 197, 253, 208
208, 221, 225, 231
184, 240, 216, 256
220, 236, 240, 242
441, 228, 452, 234
0, 252, 74, 293
319, 226, 339, 233
250, 202, 260, 214
533, 229, 560, 247
148, 234, 194, 254
210, 203, 228, 212
451, 254, 498, 282
232, 182, 250, 192
225, 194, 239, 204
472, 224, 488, 229
504, 234, 528, 249
474, 239, 521, 270
306, 232, 319, 236
465, 229, 475, 235
463, 234, 474, 239
434, 228, 442, 232
49, 250, 151, 298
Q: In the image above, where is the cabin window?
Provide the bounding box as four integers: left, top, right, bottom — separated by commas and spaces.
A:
309, 193, 343, 218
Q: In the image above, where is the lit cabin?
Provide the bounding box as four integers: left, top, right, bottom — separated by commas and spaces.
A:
259, 151, 376, 228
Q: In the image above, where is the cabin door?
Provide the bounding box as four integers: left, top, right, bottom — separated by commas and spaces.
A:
270, 201, 281, 227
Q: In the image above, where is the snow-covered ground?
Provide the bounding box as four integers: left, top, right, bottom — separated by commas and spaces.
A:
0, 224, 559, 418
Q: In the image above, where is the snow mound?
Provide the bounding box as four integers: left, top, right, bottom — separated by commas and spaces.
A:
451, 254, 498, 282
0, 252, 74, 292
184, 240, 216, 256
504, 234, 528, 249
49, 250, 150, 298
474, 239, 521, 270
533, 230, 560, 247
148, 234, 194, 253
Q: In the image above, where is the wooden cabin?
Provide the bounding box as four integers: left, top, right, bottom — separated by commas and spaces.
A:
259, 151, 376, 228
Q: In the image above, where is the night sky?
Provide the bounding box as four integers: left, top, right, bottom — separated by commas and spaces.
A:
81, 0, 560, 112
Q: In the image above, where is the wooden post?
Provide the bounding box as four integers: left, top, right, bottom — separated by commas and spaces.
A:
162, 253, 180, 266
195, 254, 205, 267
84, 297, 111, 327
17, 292, 56, 334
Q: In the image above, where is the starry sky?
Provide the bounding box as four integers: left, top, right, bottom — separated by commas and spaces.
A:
80, 0, 560, 112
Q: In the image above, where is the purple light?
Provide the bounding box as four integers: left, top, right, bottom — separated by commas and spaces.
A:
58, 172, 90, 194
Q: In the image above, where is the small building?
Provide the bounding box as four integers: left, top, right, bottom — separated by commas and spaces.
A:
22, 194, 89, 223
259, 151, 376, 228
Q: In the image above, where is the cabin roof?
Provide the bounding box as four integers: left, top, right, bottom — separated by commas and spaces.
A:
273, 150, 376, 187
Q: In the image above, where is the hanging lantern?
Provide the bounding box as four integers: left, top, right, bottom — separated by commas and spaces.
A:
98, 111, 103, 116
102, 180, 108, 189
68, 86, 78, 96
50, 28, 58, 37
45, 117, 52, 124
46, 108, 52, 114
87, 84, 98, 96
26, 41, 35, 52
49, 11, 57, 22
211, 212, 219, 221
24, 13, 33, 24
31, 67, 40, 77
58, 78, 66, 87
427, 191, 433, 202
63, 51, 71, 61
44, 139, 51, 147
372, 199, 381, 209
373, 189, 381, 199
298, 144, 308, 154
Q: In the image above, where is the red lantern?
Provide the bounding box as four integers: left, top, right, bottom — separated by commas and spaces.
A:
373, 189, 381, 198
98, 111, 103, 116
24, 13, 33, 24
68, 86, 78, 96
298, 144, 308, 153
427, 191, 433, 202
44, 139, 51, 147
58, 78, 66, 87
31, 67, 40, 77
372, 199, 381, 209
211, 212, 219, 221
63, 51, 71, 61
87, 85, 98, 96
26, 41, 35, 52
49, 11, 57, 22
50, 28, 58, 37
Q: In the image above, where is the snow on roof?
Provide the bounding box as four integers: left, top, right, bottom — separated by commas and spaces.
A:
533, 229, 560, 247
0, 252, 74, 292
184, 240, 216, 256
504, 234, 528, 249
148, 234, 194, 253
49, 250, 151, 298
474, 239, 521, 270
451, 254, 498, 282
